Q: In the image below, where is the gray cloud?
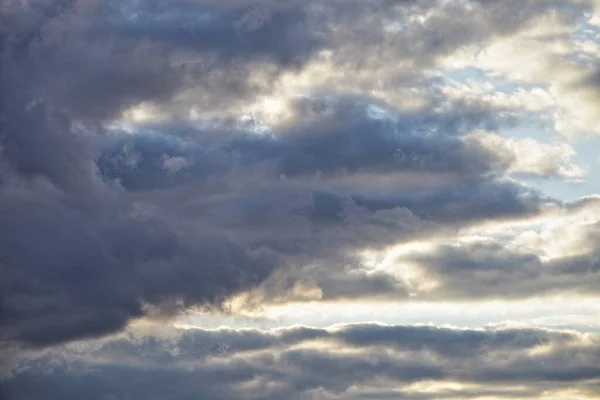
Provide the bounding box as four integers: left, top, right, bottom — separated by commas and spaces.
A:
3, 324, 598, 399
0, 75, 567, 348
381, 216, 599, 301
0, 185, 278, 347
1, 0, 596, 354
96, 95, 506, 191
3, 0, 583, 125
243, 198, 600, 305
1, 0, 325, 124
0, 71, 280, 347
0, 0, 325, 348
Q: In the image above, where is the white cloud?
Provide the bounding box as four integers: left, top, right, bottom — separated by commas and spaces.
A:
160, 154, 192, 173
441, 6, 600, 137
464, 129, 585, 180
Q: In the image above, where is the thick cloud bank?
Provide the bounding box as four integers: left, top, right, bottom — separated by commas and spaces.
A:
4, 324, 600, 399
2, 0, 600, 398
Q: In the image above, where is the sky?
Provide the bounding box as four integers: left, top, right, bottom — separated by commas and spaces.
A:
1, 0, 600, 399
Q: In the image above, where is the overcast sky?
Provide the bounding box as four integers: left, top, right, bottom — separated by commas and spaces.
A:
1, 0, 600, 399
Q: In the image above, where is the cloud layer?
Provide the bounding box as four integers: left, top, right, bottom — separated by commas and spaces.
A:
2, 0, 600, 398
4, 323, 600, 400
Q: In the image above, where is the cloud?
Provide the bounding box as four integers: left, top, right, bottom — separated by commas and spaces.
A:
0, 0, 325, 348
4, 0, 581, 128
231, 195, 600, 306
2, 2, 600, 400
439, 0, 600, 137
464, 130, 584, 180
0, 184, 278, 347
97, 95, 510, 189
0, 0, 326, 124
4, 323, 599, 399
393, 216, 600, 300
0, 36, 580, 349
160, 155, 191, 174
0, 0, 598, 361
88, 96, 576, 307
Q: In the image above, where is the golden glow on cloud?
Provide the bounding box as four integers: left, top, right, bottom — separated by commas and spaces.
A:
464, 129, 584, 180
440, 8, 600, 138
183, 295, 600, 334
6, 0, 600, 398
121, 102, 168, 124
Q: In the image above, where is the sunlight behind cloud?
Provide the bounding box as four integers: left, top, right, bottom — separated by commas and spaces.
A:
3, 0, 600, 398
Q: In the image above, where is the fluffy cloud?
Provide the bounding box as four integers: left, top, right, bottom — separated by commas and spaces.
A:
439, 0, 600, 137
464, 130, 584, 180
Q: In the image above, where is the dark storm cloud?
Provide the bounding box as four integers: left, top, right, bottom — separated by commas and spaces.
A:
0, 99, 97, 194
0, 187, 278, 347
4, 324, 599, 399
